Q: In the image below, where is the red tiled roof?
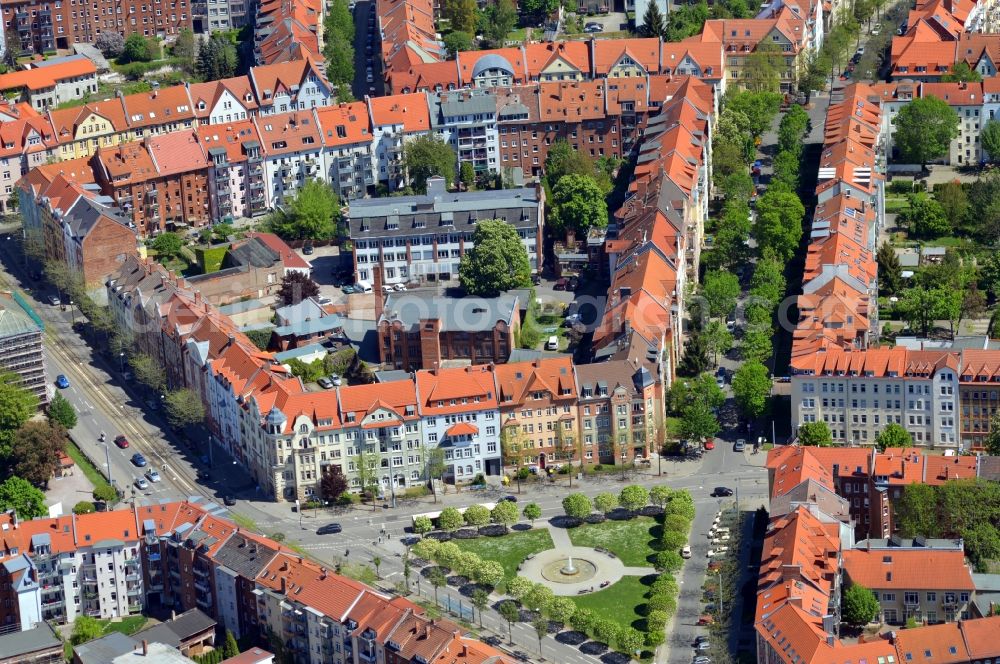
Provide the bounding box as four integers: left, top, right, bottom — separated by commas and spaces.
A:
367, 92, 431, 132
0, 57, 95, 92
145, 130, 209, 176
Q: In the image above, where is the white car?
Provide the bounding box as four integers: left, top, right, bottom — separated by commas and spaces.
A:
145, 469, 161, 483
681, 545, 692, 559
134, 477, 149, 490
707, 546, 729, 557
393, 283, 407, 291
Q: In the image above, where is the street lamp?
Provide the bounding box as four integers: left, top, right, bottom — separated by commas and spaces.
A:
101, 442, 114, 491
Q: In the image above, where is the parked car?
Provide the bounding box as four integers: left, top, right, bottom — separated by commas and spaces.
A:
223, 495, 237, 506
131, 453, 147, 467
696, 641, 712, 651
341, 284, 356, 294
48, 294, 61, 306
330, 374, 343, 386
502, 495, 517, 502
302, 244, 314, 255
145, 469, 161, 483
583, 23, 603, 32
393, 283, 407, 291
318, 377, 334, 389
715, 373, 725, 388
681, 545, 692, 558
545, 335, 559, 351
317, 523, 343, 535
114, 435, 130, 449
693, 656, 712, 664
734, 439, 746, 452
134, 477, 148, 490
697, 615, 715, 626
712, 486, 734, 497
703, 439, 715, 450
55, 374, 70, 389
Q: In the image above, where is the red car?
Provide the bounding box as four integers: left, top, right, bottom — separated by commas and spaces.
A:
703, 439, 715, 450
114, 435, 129, 449
697, 615, 715, 626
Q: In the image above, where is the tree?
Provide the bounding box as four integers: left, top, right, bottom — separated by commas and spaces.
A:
874, 423, 913, 452
42, 392, 76, 431
428, 567, 446, 606
325, 0, 355, 42
654, 550, 683, 572
982, 119, 1000, 162
936, 181, 969, 229
150, 231, 184, 259
459, 161, 476, 190
725, 90, 783, 138
902, 192, 950, 238
475, 560, 505, 588
0, 374, 38, 453
172, 28, 196, 73
678, 332, 710, 377
618, 485, 649, 513
594, 492, 618, 516
483, 0, 517, 45
893, 96, 959, 166
438, 507, 464, 531
268, 179, 337, 241
404, 135, 457, 193
73, 501, 95, 515
472, 588, 490, 627
897, 286, 960, 337
544, 140, 603, 190
531, 614, 548, 655
617, 627, 645, 658
641, 0, 666, 39
197, 33, 238, 81
678, 401, 720, 442
321, 468, 349, 502
668, 373, 724, 414
491, 500, 519, 530
426, 446, 447, 503
443, 31, 474, 56
463, 504, 491, 527
96, 31, 125, 58
521, 0, 559, 18
506, 575, 533, 600
523, 502, 542, 523
498, 600, 520, 643
986, 410, 1000, 455
650, 485, 671, 509
593, 619, 621, 646
743, 42, 783, 93
372, 556, 382, 579
562, 493, 593, 520
9, 421, 65, 487
842, 584, 881, 626
755, 191, 805, 261
0, 476, 46, 519
940, 61, 982, 82
277, 271, 321, 306
222, 631, 240, 659
963, 523, 1000, 572
523, 584, 555, 614
122, 32, 155, 62
877, 242, 902, 296
93, 484, 118, 503
702, 270, 741, 319
732, 361, 772, 420
163, 388, 205, 428
445, 0, 478, 33
458, 219, 532, 296
323, 32, 355, 85
797, 421, 832, 446
702, 320, 734, 367
550, 174, 608, 234
71, 615, 104, 645
412, 515, 433, 536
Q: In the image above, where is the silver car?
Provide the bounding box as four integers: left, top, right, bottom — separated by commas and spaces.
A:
134, 477, 149, 490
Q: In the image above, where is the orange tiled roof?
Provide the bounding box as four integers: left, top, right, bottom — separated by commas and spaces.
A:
367, 92, 431, 132
592, 37, 662, 75
0, 57, 96, 92
523, 41, 591, 79
415, 365, 498, 415
315, 102, 372, 147
196, 119, 261, 163
145, 130, 209, 177
494, 357, 577, 407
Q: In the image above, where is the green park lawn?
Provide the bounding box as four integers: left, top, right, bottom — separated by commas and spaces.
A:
566, 517, 660, 567
452, 528, 554, 584
569, 575, 649, 631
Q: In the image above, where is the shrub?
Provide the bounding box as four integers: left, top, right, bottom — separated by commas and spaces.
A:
659, 531, 687, 552
644, 630, 665, 648
646, 591, 677, 615
655, 550, 683, 573
570, 607, 596, 633
646, 609, 669, 628
73, 501, 95, 514
662, 513, 691, 534
505, 576, 534, 600
650, 574, 678, 596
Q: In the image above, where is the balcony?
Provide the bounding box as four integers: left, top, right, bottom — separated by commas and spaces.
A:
193, 565, 209, 578
128, 603, 142, 613
147, 552, 161, 562
196, 593, 213, 609
194, 578, 211, 593
41, 598, 64, 609
127, 585, 142, 596
358, 650, 376, 664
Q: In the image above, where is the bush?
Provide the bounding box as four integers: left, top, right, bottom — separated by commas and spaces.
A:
92, 484, 118, 503
646, 609, 668, 628
73, 501, 95, 514
654, 550, 683, 573
659, 531, 687, 552
889, 179, 914, 195
650, 574, 678, 596
662, 513, 691, 534
644, 630, 665, 648
646, 591, 677, 615
570, 607, 597, 633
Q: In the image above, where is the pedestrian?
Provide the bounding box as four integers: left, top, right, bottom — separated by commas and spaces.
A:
345, 549, 350, 558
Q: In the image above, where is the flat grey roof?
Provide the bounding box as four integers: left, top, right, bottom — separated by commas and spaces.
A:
379, 290, 527, 332
0, 623, 62, 659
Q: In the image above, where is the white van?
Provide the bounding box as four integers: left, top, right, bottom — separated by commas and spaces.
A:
545, 336, 559, 351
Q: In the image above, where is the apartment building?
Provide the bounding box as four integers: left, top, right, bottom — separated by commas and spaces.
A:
92, 131, 211, 236
843, 544, 975, 625
757, 443, 1000, 664
367, 93, 432, 189
575, 360, 658, 466
249, 60, 333, 115
316, 102, 376, 201
0, 56, 97, 112
0, 0, 191, 56
347, 177, 543, 288
495, 357, 579, 471
415, 365, 502, 480
255, 110, 324, 208
0, 102, 59, 214
0, 291, 47, 405
376, 290, 523, 371
428, 89, 499, 175
252, 0, 324, 65
198, 120, 266, 220
188, 77, 260, 125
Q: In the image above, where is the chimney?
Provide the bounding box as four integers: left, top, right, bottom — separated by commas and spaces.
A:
194, 291, 202, 305
320, 567, 327, 580
461, 644, 469, 657
424, 623, 432, 639
142, 640, 148, 656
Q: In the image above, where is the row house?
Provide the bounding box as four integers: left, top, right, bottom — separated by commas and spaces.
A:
0, 0, 191, 56
757, 444, 1000, 664
386, 36, 726, 97
347, 176, 543, 289
249, 59, 333, 115
0, 55, 97, 112
188, 76, 260, 125
888, 0, 990, 80
197, 120, 266, 220
575, 360, 658, 466
252, 0, 324, 65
